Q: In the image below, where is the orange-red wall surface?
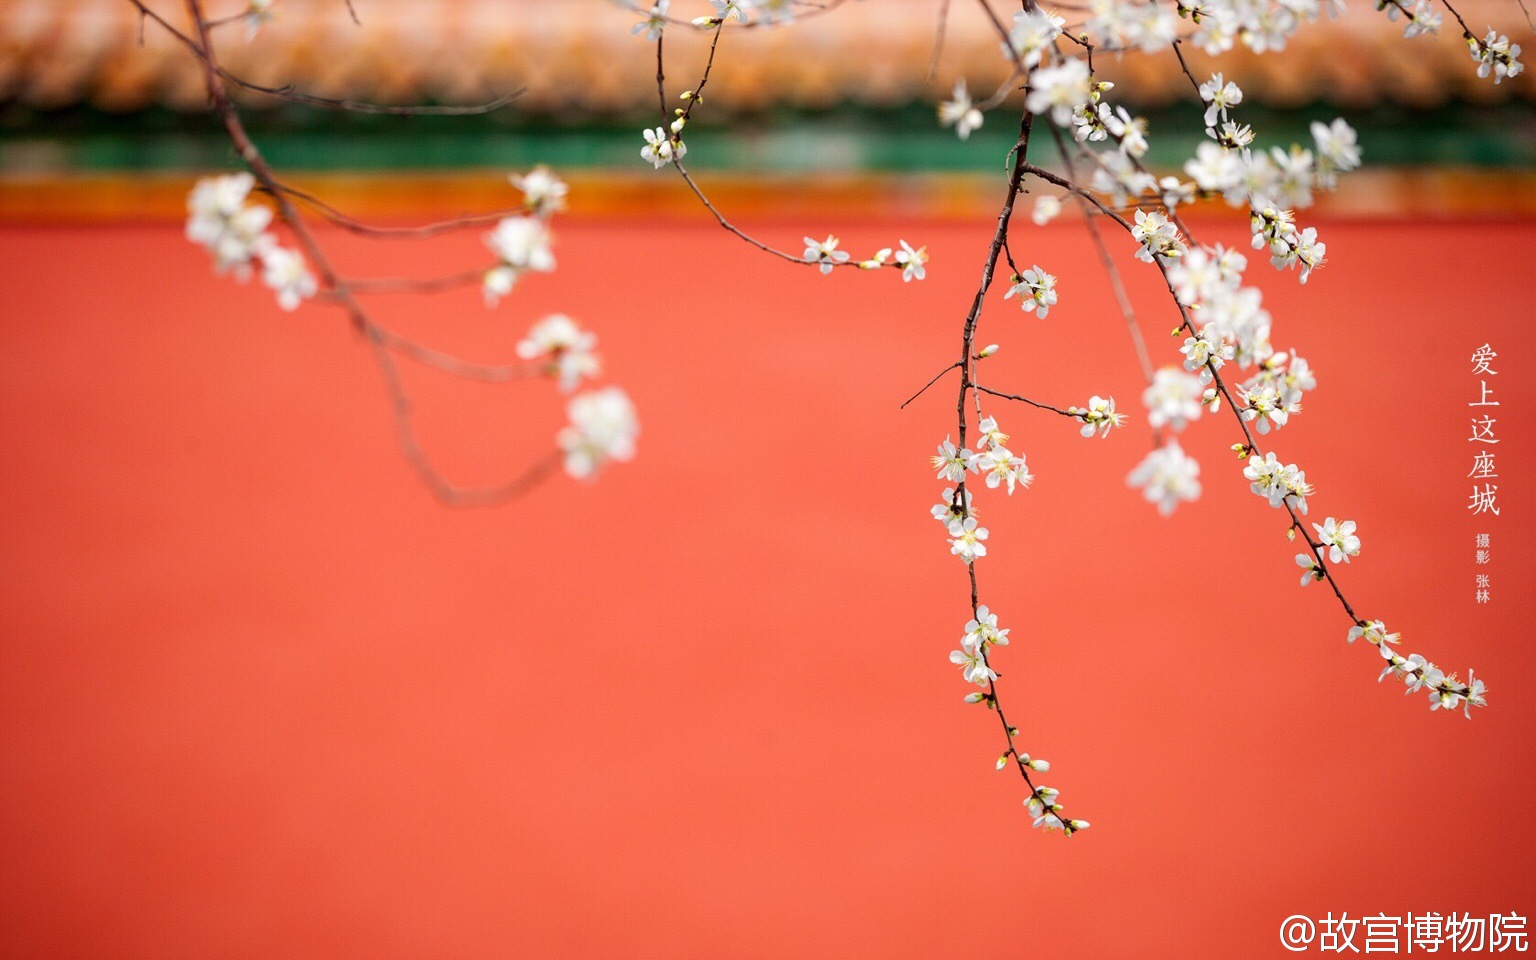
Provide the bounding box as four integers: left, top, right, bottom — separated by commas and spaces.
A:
2, 217, 1533, 957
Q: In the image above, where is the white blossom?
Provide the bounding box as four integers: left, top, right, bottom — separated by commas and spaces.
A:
1025, 59, 1092, 127
1236, 381, 1297, 433
1310, 118, 1360, 188
938, 79, 984, 140
243, 0, 276, 39
186, 172, 274, 279
1074, 395, 1124, 438
1185, 142, 1243, 195
1003, 266, 1058, 318
640, 126, 686, 168
1214, 119, 1256, 152
1464, 670, 1487, 716
963, 605, 1010, 651
1005, 8, 1066, 67
1242, 451, 1312, 513
947, 517, 989, 564
895, 240, 929, 282
1470, 30, 1525, 83
1294, 551, 1323, 586
1031, 195, 1063, 226
1268, 144, 1317, 210
1156, 175, 1195, 210
510, 165, 569, 218
1350, 619, 1401, 648
932, 486, 974, 525
803, 235, 852, 274
630, 0, 670, 40
949, 646, 998, 685
1166, 246, 1225, 306
931, 437, 974, 483
1072, 100, 1112, 143
755, 0, 796, 24
516, 313, 600, 391
1127, 441, 1201, 515
559, 386, 639, 479
483, 215, 556, 305
1142, 368, 1204, 431
259, 245, 316, 311
977, 416, 1009, 450
859, 247, 892, 270
710, 0, 754, 24
1179, 324, 1235, 383
1091, 149, 1157, 208
971, 445, 1032, 494
1312, 517, 1360, 563
1131, 209, 1186, 263
1198, 73, 1243, 129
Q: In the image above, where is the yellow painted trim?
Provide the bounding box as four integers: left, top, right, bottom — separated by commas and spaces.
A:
3, 169, 1535, 224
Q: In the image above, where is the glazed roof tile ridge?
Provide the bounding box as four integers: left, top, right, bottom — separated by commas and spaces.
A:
1, 0, 1531, 111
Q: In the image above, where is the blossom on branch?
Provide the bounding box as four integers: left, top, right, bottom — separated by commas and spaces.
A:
938, 79, 984, 140
1470, 30, 1525, 83
510, 166, 569, 218
946, 517, 989, 564
484, 216, 556, 306
560, 387, 640, 480
803, 235, 852, 274
629, 0, 670, 40
517, 314, 600, 392
1127, 441, 1201, 515
259, 246, 316, 312
895, 241, 929, 282
186, 173, 273, 279
1003, 266, 1058, 318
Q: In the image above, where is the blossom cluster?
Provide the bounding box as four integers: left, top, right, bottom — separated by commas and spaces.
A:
188, 160, 638, 486
806, 236, 930, 281
496, 171, 638, 479
1469, 30, 1525, 83
186, 172, 317, 312
1242, 451, 1313, 513
1376, 0, 1444, 38
560, 386, 641, 480
1352, 620, 1488, 716
949, 606, 1089, 836
484, 167, 565, 306
1003, 266, 1058, 317
617, 0, 800, 33
632, 5, 930, 282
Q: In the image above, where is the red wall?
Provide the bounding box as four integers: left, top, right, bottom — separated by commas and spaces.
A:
1, 217, 1533, 957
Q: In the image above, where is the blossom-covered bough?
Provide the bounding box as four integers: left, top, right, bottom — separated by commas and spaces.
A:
623, 0, 1511, 836
142, 0, 1514, 836
137, 0, 639, 506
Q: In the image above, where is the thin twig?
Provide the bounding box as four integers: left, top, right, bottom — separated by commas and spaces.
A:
268, 182, 522, 238
970, 383, 1079, 419
901, 361, 962, 409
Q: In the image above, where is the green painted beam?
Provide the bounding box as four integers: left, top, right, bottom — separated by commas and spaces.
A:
2, 102, 1532, 172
